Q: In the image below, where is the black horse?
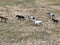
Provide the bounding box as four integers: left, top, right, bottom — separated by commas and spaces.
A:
16, 15, 25, 20
0, 16, 8, 23
52, 18, 59, 24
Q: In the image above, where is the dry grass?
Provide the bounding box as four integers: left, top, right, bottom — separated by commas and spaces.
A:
0, 0, 60, 45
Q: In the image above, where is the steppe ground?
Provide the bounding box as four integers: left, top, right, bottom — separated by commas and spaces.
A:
0, 0, 60, 45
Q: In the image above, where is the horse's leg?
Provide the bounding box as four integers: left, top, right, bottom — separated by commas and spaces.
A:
23, 18, 26, 21
40, 23, 43, 26
4, 19, 7, 23
20, 18, 23, 20
17, 18, 19, 20
24, 18, 26, 21
55, 22, 58, 25
1, 18, 2, 21
20, 18, 22, 20
52, 21, 54, 24
5, 20, 7, 23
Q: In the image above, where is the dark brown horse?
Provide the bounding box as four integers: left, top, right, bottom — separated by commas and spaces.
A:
0, 16, 8, 23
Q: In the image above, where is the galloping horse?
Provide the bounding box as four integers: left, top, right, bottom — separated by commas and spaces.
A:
27, 15, 35, 21
16, 15, 25, 20
47, 13, 55, 19
0, 16, 8, 23
52, 18, 59, 24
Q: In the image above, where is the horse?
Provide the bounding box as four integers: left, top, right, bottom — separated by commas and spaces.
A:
52, 18, 59, 24
27, 15, 35, 21
47, 13, 55, 19
0, 16, 8, 23
31, 19, 43, 26
16, 15, 25, 20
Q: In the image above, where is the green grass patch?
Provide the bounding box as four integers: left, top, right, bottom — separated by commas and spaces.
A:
49, 3, 60, 6
0, 0, 36, 7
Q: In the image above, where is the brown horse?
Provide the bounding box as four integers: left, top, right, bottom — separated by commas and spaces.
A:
0, 16, 8, 23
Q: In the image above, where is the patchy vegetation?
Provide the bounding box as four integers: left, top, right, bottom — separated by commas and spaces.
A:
0, 0, 60, 45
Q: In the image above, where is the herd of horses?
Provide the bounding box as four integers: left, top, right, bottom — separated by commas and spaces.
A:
47, 13, 59, 24
0, 12, 59, 26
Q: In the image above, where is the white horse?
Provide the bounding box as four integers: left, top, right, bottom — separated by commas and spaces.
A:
31, 19, 43, 26
47, 13, 55, 19
27, 15, 35, 21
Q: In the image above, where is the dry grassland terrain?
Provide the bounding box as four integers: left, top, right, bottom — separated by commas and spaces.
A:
0, 0, 60, 45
